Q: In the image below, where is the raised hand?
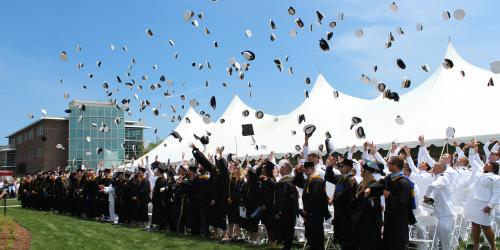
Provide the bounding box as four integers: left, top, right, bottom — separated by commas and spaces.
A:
403, 146, 411, 157
418, 135, 425, 146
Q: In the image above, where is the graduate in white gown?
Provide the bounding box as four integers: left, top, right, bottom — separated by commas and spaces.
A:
463, 142, 500, 250
423, 162, 454, 250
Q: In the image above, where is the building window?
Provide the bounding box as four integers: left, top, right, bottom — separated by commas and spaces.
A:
26, 130, 34, 141
16, 135, 23, 144
35, 147, 44, 158
27, 150, 34, 160
36, 123, 45, 137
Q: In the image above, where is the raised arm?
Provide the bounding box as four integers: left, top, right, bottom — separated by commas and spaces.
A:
190, 143, 214, 173
417, 135, 436, 167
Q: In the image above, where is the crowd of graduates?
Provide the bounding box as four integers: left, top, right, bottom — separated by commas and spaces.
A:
16, 133, 500, 250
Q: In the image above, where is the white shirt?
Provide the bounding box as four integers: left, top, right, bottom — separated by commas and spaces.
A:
406, 156, 433, 197
464, 155, 500, 208
425, 173, 454, 218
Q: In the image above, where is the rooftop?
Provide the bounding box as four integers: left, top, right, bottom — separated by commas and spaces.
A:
69, 100, 116, 107
5, 117, 67, 138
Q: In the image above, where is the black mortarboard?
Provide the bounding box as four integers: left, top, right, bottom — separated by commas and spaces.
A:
210, 96, 216, 110
319, 38, 330, 51
355, 127, 366, 139
242, 109, 250, 117
137, 166, 146, 173
396, 58, 406, 69
242, 124, 254, 136
298, 114, 306, 124
443, 58, 454, 69
170, 131, 182, 142
288, 6, 296, 15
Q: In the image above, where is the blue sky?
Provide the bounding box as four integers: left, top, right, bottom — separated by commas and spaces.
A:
0, 0, 499, 145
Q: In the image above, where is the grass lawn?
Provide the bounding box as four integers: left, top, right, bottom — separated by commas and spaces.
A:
1, 204, 498, 249
3, 207, 279, 250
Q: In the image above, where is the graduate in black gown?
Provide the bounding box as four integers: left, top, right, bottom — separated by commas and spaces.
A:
97, 169, 113, 219
259, 160, 277, 245
352, 161, 383, 250
240, 165, 262, 244
82, 169, 99, 219
293, 161, 331, 250
366, 156, 416, 250
151, 164, 168, 230
193, 163, 211, 237
190, 144, 228, 239
134, 166, 151, 226
324, 156, 358, 250
225, 161, 243, 241
273, 160, 299, 250
54, 171, 69, 213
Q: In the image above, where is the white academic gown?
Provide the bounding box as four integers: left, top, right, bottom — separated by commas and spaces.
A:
425, 173, 454, 250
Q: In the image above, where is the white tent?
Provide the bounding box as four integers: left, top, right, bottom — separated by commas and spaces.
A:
140, 43, 499, 163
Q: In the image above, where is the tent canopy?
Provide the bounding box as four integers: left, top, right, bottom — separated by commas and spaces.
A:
140, 43, 500, 163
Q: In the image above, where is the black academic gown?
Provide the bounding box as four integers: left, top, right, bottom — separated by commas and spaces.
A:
240, 177, 262, 233
368, 174, 416, 250
55, 176, 69, 213
98, 177, 113, 217
83, 177, 99, 218
324, 168, 358, 249
191, 148, 228, 230
352, 180, 383, 250
293, 173, 330, 250
273, 176, 299, 250
193, 174, 210, 235
260, 177, 277, 240
226, 178, 243, 225
135, 176, 151, 223
151, 176, 168, 229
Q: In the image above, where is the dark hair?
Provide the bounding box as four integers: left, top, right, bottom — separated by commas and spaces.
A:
490, 161, 499, 175
391, 156, 404, 170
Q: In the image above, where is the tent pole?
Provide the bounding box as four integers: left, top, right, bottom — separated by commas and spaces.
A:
235, 136, 238, 156
439, 139, 447, 159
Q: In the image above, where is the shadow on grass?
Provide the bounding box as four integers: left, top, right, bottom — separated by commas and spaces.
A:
6, 207, 287, 250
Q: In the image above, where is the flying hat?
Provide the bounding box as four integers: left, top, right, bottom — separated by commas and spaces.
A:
241, 124, 254, 136
303, 124, 317, 137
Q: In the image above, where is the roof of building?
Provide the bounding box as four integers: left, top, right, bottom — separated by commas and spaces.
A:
5, 117, 67, 138
69, 100, 116, 107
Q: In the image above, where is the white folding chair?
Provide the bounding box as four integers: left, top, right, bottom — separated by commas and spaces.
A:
294, 218, 307, 249
408, 215, 438, 250
451, 206, 465, 247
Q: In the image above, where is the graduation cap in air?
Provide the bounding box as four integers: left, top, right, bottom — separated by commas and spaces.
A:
41, 136, 47, 142
396, 58, 406, 69
242, 124, 254, 136
288, 6, 296, 15
255, 111, 264, 119
194, 134, 210, 146
60, 51, 68, 61
241, 51, 255, 61
146, 28, 154, 37
355, 127, 366, 139
210, 96, 217, 110
170, 131, 183, 142
295, 18, 304, 28
487, 77, 494, 87
401, 77, 411, 88
242, 110, 250, 117
96, 147, 103, 155
416, 23, 423, 32
442, 58, 454, 69
395, 115, 404, 125
319, 38, 330, 51
303, 124, 316, 137
442, 11, 451, 21
352, 117, 362, 125
298, 114, 306, 124
422, 64, 430, 72
390, 2, 398, 12
446, 127, 455, 139
454, 9, 465, 20
265, 19, 275, 30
